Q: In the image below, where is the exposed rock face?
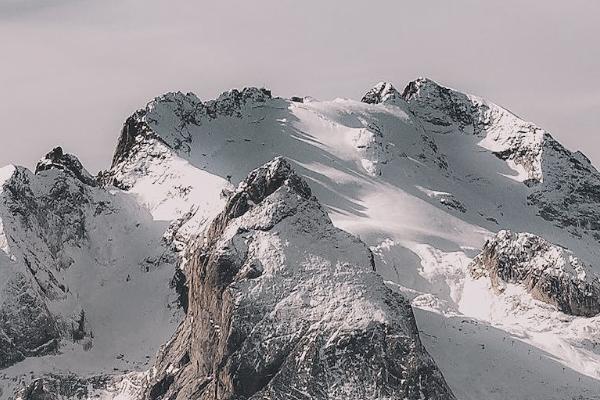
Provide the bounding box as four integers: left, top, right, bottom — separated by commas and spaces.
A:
356, 82, 449, 175
361, 81, 402, 104
35, 147, 97, 187
204, 87, 272, 119
470, 230, 600, 317
3, 166, 89, 261
0, 166, 90, 368
527, 136, 600, 237
0, 151, 176, 372
140, 157, 455, 400
111, 109, 162, 171
401, 77, 490, 136
0, 270, 60, 368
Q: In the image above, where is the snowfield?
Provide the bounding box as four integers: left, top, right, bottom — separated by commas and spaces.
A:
1, 78, 600, 399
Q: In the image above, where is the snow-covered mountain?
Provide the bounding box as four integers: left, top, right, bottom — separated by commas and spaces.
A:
2, 78, 600, 400
0, 148, 182, 395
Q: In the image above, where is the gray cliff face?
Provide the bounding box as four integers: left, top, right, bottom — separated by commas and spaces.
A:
141, 158, 455, 400
527, 136, 600, 239
470, 230, 600, 317
0, 167, 91, 368
401, 77, 490, 135
0, 270, 60, 368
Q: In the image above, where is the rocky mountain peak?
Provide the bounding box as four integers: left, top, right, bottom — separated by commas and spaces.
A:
110, 111, 160, 170
141, 157, 455, 400
398, 78, 556, 188
401, 77, 439, 101
396, 77, 600, 243
224, 157, 312, 219
203, 157, 315, 256
400, 77, 487, 136
35, 146, 97, 186
219, 86, 271, 102
361, 81, 401, 104
206, 87, 272, 117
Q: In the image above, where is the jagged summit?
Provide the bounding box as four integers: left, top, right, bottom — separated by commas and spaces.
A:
361, 81, 401, 104
401, 77, 443, 101
35, 146, 97, 186
398, 78, 547, 181
0, 144, 182, 384
203, 157, 314, 254
206, 87, 272, 117
110, 91, 204, 169
217, 156, 312, 221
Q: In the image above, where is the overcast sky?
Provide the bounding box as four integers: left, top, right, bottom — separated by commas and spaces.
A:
2, 0, 599, 173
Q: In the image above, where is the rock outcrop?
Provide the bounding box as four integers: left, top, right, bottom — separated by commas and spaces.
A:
361, 81, 402, 104
35, 146, 97, 187
527, 136, 600, 237
140, 157, 455, 400
470, 230, 600, 317
401, 77, 547, 183
18, 374, 110, 400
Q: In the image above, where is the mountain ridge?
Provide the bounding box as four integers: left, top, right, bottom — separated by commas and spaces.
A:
2, 78, 600, 400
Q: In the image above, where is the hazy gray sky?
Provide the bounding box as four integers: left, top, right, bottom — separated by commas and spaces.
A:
2, 0, 599, 173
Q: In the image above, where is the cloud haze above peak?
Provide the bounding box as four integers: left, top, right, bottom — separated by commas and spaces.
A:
1, 0, 599, 173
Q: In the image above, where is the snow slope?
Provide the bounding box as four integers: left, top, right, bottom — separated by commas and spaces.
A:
3, 78, 600, 399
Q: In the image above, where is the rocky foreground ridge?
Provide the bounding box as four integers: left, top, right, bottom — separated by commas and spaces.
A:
138, 157, 455, 400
